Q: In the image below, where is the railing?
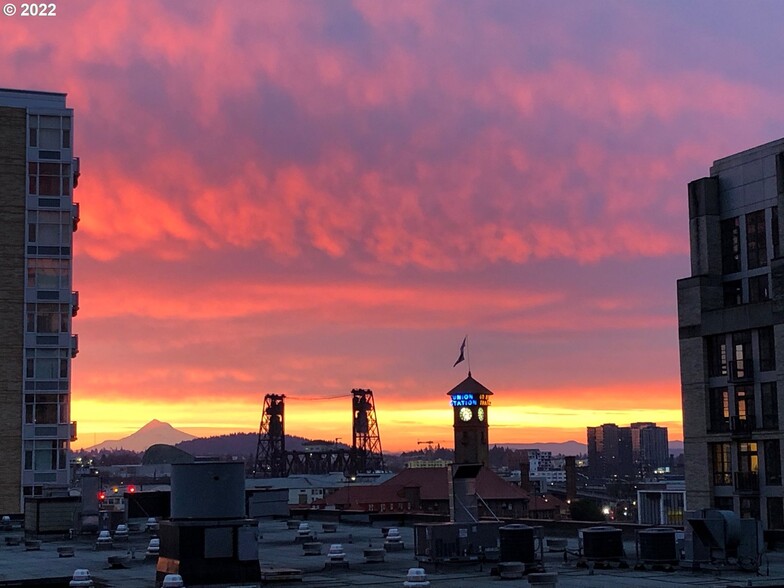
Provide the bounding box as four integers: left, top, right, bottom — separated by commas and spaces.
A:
728, 359, 754, 383
71, 202, 80, 231
712, 472, 732, 486
730, 415, 756, 436
734, 471, 759, 492
708, 419, 730, 434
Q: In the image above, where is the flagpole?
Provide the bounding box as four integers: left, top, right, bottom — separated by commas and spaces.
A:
466, 335, 471, 377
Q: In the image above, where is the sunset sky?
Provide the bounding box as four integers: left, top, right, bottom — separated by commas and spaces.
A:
4, 1, 784, 451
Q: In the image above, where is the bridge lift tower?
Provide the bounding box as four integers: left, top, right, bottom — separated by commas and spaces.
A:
253, 394, 286, 478
350, 388, 386, 474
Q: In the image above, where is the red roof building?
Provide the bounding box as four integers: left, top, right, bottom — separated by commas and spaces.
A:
316, 466, 529, 518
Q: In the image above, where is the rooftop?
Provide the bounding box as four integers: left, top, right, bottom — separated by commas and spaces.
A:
0, 88, 68, 109
3, 518, 784, 587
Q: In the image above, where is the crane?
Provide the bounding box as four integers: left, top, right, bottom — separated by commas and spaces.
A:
417, 440, 445, 451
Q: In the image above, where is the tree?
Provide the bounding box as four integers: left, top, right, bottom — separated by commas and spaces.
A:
569, 499, 605, 522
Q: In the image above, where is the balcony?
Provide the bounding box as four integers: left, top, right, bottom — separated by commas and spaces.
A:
71, 291, 79, 317
712, 472, 732, 486
70, 421, 77, 442
730, 415, 756, 437
728, 359, 754, 383
734, 471, 759, 492
72, 157, 80, 189
708, 418, 731, 434
71, 202, 80, 232
70, 334, 79, 358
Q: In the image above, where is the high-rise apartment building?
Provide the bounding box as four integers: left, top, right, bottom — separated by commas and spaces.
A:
678, 138, 784, 530
588, 422, 669, 479
0, 89, 79, 513
587, 423, 633, 479
631, 422, 669, 473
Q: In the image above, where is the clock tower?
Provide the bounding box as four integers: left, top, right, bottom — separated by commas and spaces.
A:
447, 373, 493, 465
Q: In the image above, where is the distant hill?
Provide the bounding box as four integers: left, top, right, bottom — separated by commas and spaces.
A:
176, 433, 335, 457
86, 419, 196, 452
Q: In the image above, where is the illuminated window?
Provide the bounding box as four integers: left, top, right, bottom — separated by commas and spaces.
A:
711, 442, 731, 485
708, 388, 729, 433
707, 335, 727, 377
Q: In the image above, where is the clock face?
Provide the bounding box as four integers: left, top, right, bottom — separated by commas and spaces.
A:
459, 407, 473, 422
477, 407, 485, 422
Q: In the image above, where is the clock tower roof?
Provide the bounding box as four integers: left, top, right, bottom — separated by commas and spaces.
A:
447, 373, 493, 397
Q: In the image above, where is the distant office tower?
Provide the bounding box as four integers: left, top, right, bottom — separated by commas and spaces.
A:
678, 138, 784, 530
0, 89, 79, 513
586, 423, 633, 479
631, 422, 669, 473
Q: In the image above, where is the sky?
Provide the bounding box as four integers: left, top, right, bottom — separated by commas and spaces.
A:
4, 1, 784, 452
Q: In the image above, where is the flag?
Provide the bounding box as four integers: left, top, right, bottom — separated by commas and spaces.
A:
453, 337, 466, 367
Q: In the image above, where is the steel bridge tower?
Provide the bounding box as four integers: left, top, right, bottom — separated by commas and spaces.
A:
350, 389, 386, 474
253, 394, 287, 478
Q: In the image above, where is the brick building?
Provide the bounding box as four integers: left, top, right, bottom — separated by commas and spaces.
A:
317, 466, 529, 518
0, 89, 80, 512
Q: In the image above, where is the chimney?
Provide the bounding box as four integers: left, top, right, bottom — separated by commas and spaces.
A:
565, 456, 577, 502
519, 461, 531, 493
451, 464, 481, 523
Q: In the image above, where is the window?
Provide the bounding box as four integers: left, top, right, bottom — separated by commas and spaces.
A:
721, 217, 741, 274
738, 441, 759, 473
723, 280, 742, 307
769, 497, 784, 530
749, 275, 770, 303
707, 335, 728, 377
773, 207, 780, 259
25, 348, 68, 381
736, 441, 759, 491
708, 388, 730, 432
740, 497, 760, 520
765, 440, 781, 485
761, 382, 779, 430
24, 394, 66, 425
27, 210, 72, 248
27, 162, 71, 197
39, 128, 60, 150
711, 442, 731, 485
26, 303, 69, 333
24, 440, 67, 471
714, 496, 734, 511
746, 210, 768, 269
760, 327, 776, 372
27, 259, 70, 289
735, 387, 754, 424
732, 331, 752, 378
29, 115, 71, 152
